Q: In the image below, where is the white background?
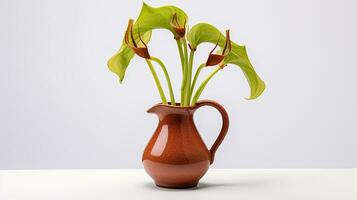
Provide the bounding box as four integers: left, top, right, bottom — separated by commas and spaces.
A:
0, 0, 356, 169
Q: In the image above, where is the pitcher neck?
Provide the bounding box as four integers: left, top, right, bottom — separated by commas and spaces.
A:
147, 103, 197, 119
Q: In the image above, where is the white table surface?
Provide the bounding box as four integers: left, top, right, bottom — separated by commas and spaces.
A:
0, 169, 356, 200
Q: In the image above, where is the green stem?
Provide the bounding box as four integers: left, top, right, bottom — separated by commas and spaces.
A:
181, 39, 189, 106
190, 63, 205, 98
145, 59, 167, 104
185, 50, 195, 105
176, 40, 185, 76
191, 66, 221, 106
176, 39, 186, 105
150, 57, 176, 105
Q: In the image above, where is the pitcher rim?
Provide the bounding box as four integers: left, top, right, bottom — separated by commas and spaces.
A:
147, 102, 198, 113
152, 102, 196, 108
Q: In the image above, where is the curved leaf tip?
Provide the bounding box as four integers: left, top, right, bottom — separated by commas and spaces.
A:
226, 45, 265, 100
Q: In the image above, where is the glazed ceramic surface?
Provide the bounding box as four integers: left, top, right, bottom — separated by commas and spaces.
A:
143, 100, 229, 188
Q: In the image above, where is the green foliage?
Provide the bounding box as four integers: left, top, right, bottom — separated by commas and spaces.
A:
107, 3, 265, 105
107, 3, 188, 83
187, 23, 225, 50
188, 23, 265, 99
107, 31, 151, 83
135, 3, 187, 38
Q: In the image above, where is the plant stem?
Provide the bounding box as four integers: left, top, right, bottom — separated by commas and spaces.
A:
185, 50, 194, 105
190, 63, 205, 98
145, 59, 167, 104
176, 39, 186, 105
150, 57, 176, 105
191, 66, 221, 106
181, 38, 189, 106
176, 40, 185, 76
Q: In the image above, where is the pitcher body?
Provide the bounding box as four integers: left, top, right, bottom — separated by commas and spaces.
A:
143, 100, 229, 188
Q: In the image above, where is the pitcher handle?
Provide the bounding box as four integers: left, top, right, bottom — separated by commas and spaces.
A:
195, 100, 229, 164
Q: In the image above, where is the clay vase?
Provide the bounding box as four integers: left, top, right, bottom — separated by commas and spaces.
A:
142, 100, 229, 188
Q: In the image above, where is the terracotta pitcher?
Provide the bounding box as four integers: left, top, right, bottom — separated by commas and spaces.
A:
142, 100, 229, 188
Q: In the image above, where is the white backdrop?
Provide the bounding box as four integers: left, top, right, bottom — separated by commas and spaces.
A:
1, 0, 356, 169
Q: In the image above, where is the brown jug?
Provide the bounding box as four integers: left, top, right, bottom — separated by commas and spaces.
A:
142, 100, 229, 188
